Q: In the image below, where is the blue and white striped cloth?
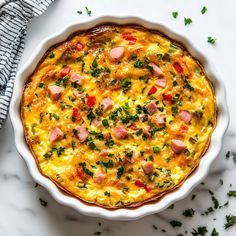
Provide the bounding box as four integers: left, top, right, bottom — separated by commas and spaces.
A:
0, 0, 54, 129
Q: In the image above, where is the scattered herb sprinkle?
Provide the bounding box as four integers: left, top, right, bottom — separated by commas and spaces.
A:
39, 198, 48, 207
170, 220, 182, 227
85, 6, 92, 16
172, 11, 178, 18
207, 37, 216, 45
184, 18, 192, 26
201, 6, 207, 15
225, 215, 236, 229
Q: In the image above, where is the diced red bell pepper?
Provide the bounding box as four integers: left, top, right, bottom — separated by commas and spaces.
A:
76, 42, 84, 51
122, 32, 137, 45
77, 167, 89, 181
87, 96, 96, 107
60, 66, 71, 77
180, 124, 188, 133
148, 86, 157, 95
163, 94, 172, 102
134, 180, 150, 192
72, 108, 82, 122
173, 62, 183, 73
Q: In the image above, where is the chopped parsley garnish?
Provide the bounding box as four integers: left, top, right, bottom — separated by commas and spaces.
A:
211, 228, 219, 236
201, 6, 207, 15
170, 220, 182, 227
225, 215, 236, 229
183, 208, 195, 217
228, 190, 236, 197
207, 37, 216, 45
184, 18, 192, 26
102, 119, 109, 127
172, 11, 178, 18
57, 147, 65, 157
122, 79, 132, 93
104, 191, 111, 197
96, 160, 114, 168
49, 52, 55, 58
117, 166, 125, 179
191, 226, 208, 235
153, 146, 160, 153
38, 82, 44, 88
39, 112, 44, 123
85, 6, 92, 16
39, 198, 48, 207
79, 162, 93, 177
77, 10, 82, 15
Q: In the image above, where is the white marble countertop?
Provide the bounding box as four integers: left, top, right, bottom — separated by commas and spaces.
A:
1, 0, 236, 235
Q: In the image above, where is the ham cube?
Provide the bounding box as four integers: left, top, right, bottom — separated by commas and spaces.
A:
75, 126, 88, 142
101, 97, 114, 111
110, 46, 125, 60
49, 127, 63, 142
146, 101, 157, 115
179, 110, 192, 123
98, 149, 109, 157
70, 73, 84, 86
155, 115, 166, 125
156, 77, 166, 88
142, 161, 154, 175
94, 172, 106, 184
60, 66, 71, 77
149, 62, 163, 76
92, 118, 102, 128
114, 126, 128, 140
48, 85, 63, 101
171, 139, 186, 154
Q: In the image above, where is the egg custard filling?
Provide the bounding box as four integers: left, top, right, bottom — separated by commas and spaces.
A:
21, 25, 216, 208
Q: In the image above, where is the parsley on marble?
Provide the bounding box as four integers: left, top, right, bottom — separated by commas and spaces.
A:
172, 11, 178, 18
183, 208, 195, 217
211, 228, 219, 236
208, 37, 216, 45
39, 198, 48, 207
77, 10, 82, 15
170, 220, 182, 227
228, 190, 236, 197
225, 215, 236, 229
85, 6, 92, 16
184, 18, 192, 26
201, 6, 207, 14
191, 226, 208, 236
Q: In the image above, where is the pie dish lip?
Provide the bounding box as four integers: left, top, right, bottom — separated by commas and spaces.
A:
9, 15, 229, 220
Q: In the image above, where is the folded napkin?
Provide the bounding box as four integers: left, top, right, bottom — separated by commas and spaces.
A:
0, 0, 54, 129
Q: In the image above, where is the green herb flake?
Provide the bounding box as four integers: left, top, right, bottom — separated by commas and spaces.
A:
170, 220, 182, 228
49, 52, 55, 58
225, 215, 236, 229
208, 37, 216, 45
191, 226, 208, 236
39, 198, 48, 207
183, 208, 195, 217
184, 18, 192, 26
172, 11, 178, 19
117, 166, 125, 179
77, 10, 82, 15
201, 6, 207, 15
228, 190, 236, 197
85, 6, 92, 16
211, 228, 219, 236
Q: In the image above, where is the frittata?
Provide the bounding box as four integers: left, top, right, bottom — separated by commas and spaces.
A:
21, 25, 216, 208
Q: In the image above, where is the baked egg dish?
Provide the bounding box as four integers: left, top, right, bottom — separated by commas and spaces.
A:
21, 25, 216, 208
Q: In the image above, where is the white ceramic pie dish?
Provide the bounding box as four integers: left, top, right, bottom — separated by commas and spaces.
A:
10, 16, 229, 220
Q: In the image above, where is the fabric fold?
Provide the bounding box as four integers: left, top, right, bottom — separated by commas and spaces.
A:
0, 0, 54, 128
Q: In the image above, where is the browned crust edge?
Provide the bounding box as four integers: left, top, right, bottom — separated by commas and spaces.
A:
20, 24, 217, 210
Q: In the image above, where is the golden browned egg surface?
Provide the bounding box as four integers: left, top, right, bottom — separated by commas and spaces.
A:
21, 25, 216, 208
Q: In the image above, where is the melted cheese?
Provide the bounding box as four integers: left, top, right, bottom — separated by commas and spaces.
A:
21, 25, 216, 208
